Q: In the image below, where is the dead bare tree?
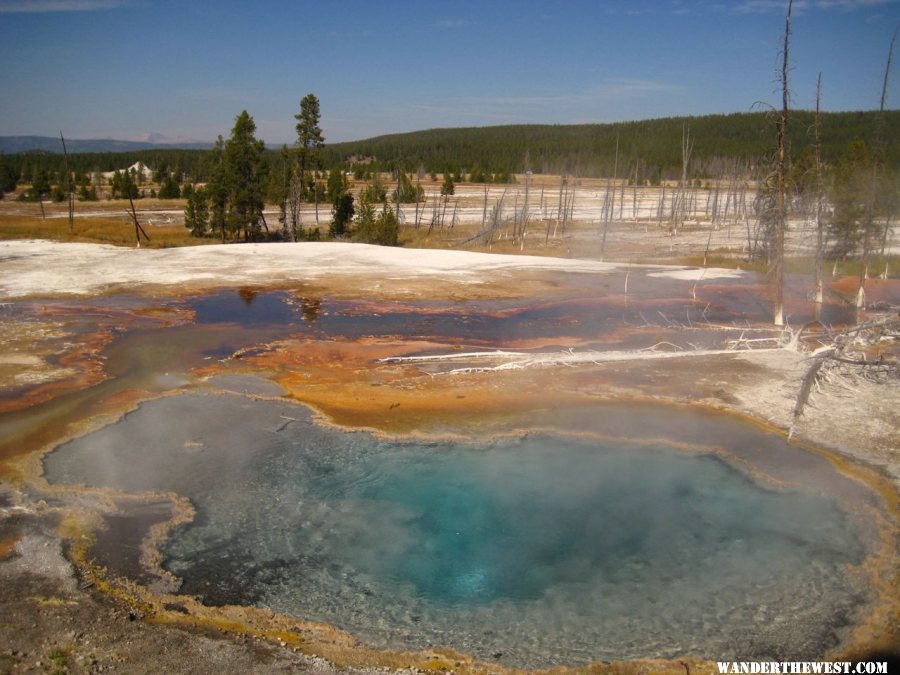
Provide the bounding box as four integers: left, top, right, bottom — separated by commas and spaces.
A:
519, 152, 531, 241
286, 172, 304, 241
632, 165, 639, 222
481, 182, 488, 234
458, 189, 509, 248
600, 134, 620, 257
789, 315, 899, 438
671, 125, 693, 235
439, 192, 450, 232
566, 173, 577, 230
127, 193, 151, 248
59, 132, 74, 233
415, 177, 423, 229
772, 0, 792, 326
314, 175, 320, 226
555, 174, 566, 237
657, 184, 666, 230
490, 190, 507, 244
813, 73, 826, 306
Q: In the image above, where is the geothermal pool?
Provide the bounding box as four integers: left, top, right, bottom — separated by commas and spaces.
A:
44, 392, 871, 668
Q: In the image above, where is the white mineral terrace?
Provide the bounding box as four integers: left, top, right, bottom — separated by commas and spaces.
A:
0, 240, 744, 299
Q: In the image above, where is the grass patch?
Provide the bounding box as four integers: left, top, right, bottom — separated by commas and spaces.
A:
665, 251, 898, 279
47, 648, 68, 671
815, 255, 898, 279
0, 215, 207, 248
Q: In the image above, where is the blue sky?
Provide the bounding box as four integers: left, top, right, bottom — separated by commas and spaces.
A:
0, 0, 898, 144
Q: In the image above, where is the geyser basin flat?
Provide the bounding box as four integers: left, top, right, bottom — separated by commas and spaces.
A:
44, 393, 872, 668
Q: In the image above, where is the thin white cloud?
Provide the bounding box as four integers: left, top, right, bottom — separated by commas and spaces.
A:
732, 0, 894, 13
815, 0, 896, 7
405, 80, 681, 124
433, 19, 470, 29
732, 0, 800, 13
0, 0, 125, 12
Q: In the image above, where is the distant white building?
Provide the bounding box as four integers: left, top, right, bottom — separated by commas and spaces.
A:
97, 162, 154, 182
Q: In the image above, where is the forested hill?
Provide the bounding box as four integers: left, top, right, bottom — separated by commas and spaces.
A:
2, 110, 896, 185
322, 110, 900, 181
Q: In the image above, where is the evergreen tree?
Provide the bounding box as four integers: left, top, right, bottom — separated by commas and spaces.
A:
440, 172, 455, 196
354, 188, 399, 246
326, 168, 350, 203
153, 164, 170, 183
327, 169, 353, 238
31, 168, 51, 201
224, 110, 267, 241
395, 171, 424, 203
829, 139, 872, 258
184, 187, 210, 237
110, 169, 138, 199
331, 194, 354, 238
354, 191, 378, 242
158, 174, 182, 199
469, 165, 488, 183
353, 185, 400, 246
374, 202, 399, 246
77, 185, 98, 201
360, 172, 387, 203
0, 162, 18, 193
207, 136, 229, 242
295, 93, 324, 199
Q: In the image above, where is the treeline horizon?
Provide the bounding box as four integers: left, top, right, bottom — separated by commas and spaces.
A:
2, 110, 898, 188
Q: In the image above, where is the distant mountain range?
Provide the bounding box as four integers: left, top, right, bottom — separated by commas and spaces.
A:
0, 135, 211, 154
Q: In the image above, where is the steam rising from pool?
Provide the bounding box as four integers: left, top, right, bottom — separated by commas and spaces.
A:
45, 393, 867, 667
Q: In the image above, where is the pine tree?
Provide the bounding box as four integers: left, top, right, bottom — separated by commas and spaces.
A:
158, 174, 182, 199
295, 93, 324, 200
31, 168, 51, 201
207, 136, 228, 242
327, 169, 353, 238
440, 173, 455, 196
326, 168, 350, 204
0, 161, 17, 193
395, 171, 424, 203
224, 110, 267, 241
183, 187, 208, 237
830, 139, 873, 258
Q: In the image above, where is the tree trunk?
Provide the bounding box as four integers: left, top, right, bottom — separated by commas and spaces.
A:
128, 194, 150, 247
555, 174, 565, 237
814, 73, 825, 305
773, 0, 792, 326
315, 182, 320, 226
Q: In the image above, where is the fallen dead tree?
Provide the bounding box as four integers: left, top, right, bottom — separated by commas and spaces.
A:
789, 314, 899, 438
379, 342, 786, 375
